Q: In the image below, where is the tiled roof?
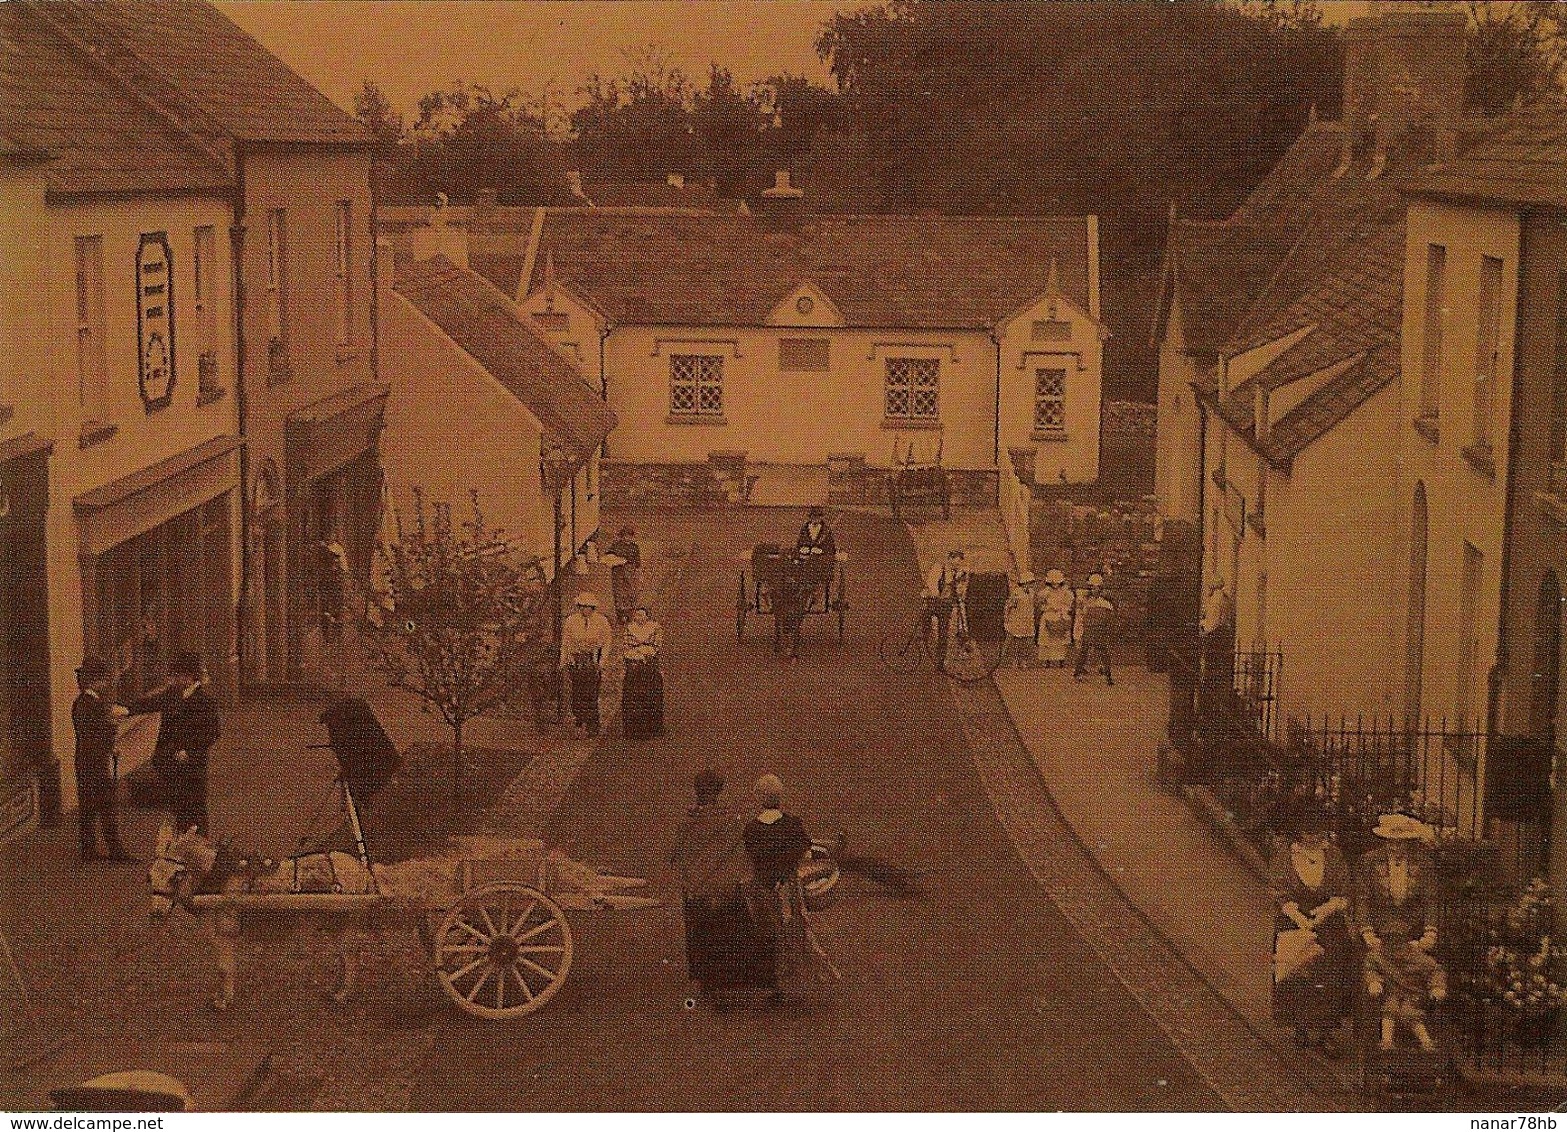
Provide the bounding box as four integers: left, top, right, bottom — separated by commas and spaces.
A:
40, 0, 368, 147
1166, 220, 1290, 353
394, 256, 617, 461
473, 210, 1093, 329
580, 180, 728, 211
0, 4, 230, 196
1402, 103, 1567, 208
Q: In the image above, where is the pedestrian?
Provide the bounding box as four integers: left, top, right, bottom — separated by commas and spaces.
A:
71, 654, 134, 863
922, 549, 969, 671
126, 650, 220, 835
621, 605, 665, 740
669, 770, 754, 1007
1269, 800, 1352, 1056
602, 526, 642, 626
1355, 813, 1439, 959
1002, 572, 1038, 669
1037, 568, 1074, 668
1072, 573, 1116, 685
742, 773, 817, 1003
772, 554, 811, 661
560, 592, 612, 736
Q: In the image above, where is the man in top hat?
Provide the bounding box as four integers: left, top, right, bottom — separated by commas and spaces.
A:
1072, 573, 1117, 685
560, 592, 613, 735
71, 655, 134, 862
126, 651, 220, 835
1355, 813, 1439, 956
922, 549, 970, 670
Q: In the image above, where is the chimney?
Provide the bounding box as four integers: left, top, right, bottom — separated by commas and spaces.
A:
666, 172, 686, 190
754, 170, 806, 229
410, 194, 469, 268
474, 187, 498, 222
1342, 9, 1468, 164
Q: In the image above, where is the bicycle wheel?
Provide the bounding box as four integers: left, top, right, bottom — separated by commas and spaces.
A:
878, 626, 925, 675
942, 633, 1004, 684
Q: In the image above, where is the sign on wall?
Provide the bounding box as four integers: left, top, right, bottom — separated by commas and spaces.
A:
137, 232, 176, 410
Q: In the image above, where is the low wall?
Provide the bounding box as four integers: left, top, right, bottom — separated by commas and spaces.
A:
604, 457, 997, 511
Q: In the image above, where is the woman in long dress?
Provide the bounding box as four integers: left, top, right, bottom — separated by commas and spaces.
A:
1037, 568, 1074, 667
742, 774, 815, 1002
620, 606, 665, 740
1269, 801, 1354, 1054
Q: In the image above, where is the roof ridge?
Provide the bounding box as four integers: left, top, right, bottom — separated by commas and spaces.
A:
22, 0, 232, 180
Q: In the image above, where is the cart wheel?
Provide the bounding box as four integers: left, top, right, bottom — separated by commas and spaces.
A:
433, 882, 573, 1020
942, 634, 1004, 684
736, 574, 748, 642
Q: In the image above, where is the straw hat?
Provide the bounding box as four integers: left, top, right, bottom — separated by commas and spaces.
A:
1017, 571, 1037, 585
1044, 568, 1067, 586
1372, 813, 1431, 841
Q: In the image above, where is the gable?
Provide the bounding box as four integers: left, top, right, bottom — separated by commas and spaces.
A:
767, 282, 846, 328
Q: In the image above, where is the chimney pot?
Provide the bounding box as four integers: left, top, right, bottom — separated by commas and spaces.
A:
762, 170, 804, 199
1342, 10, 1468, 162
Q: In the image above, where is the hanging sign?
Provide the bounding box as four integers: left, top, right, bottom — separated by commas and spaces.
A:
137, 232, 176, 410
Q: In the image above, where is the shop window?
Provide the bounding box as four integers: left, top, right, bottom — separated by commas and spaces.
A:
885, 357, 939, 421
74, 235, 107, 420
669, 354, 724, 417
779, 338, 830, 372
333, 201, 353, 346
1034, 367, 1067, 436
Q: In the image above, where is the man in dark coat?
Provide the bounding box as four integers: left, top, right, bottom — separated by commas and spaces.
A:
126, 650, 220, 834
795, 506, 837, 595
71, 654, 133, 862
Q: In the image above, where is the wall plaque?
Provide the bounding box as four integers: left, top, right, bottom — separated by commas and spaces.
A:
137, 232, 176, 410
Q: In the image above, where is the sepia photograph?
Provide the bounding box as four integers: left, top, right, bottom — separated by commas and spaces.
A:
2, 0, 1567, 1117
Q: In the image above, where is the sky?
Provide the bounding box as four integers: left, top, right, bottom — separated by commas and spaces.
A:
216, 1, 873, 119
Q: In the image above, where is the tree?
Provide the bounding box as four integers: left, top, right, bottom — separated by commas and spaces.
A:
352, 81, 404, 156
691, 64, 769, 196
570, 46, 699, 180
363, 492, 552, 807
1463, 1, 1567, 115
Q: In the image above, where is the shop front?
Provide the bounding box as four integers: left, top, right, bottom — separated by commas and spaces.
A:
282, 382, 388, 682
73, 436, 242, 719
0, 433, 54, 835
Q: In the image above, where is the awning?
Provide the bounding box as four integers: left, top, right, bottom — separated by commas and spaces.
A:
285, 381, 389, 484
74, 434, 242, 557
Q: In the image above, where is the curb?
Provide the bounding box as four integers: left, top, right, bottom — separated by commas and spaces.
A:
1180, 783, 1272, 883
981, 682, 1359, 1106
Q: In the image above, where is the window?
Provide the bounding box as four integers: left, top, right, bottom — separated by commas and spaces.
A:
779, 338, 829, 372
1456, 541, 1484, 733
1473, 254, 1503, 448
1551, 272, 1567, 463
265, 208, 287, 346
74, 235, 107, 418
192, 225, 220, 395
1031, 319, 1072, 342
1034, 367, 1067, 435
884, 357, 939, 421
669, 354, 724, 417
333, 200, 353, 345
1420, 244, 1445, 420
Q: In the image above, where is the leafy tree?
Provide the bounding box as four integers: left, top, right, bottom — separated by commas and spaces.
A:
571, 47, 699, 180
352, 80, 404, 156
1463, 0, 1567, 115
692, 64, 769, 196
363, 492, 551, 806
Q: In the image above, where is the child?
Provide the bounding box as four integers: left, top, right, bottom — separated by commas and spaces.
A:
1003, 572, 1038, 669
1364, 918, 1447, 1052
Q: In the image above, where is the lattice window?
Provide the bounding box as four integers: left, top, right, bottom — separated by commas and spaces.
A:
669, 353, 724, 416
1034, 367, 1067, 434
884, 357, 939, 420
779, 338, 830, 371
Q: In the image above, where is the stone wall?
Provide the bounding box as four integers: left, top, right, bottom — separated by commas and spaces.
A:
1028, 494, 1163, 642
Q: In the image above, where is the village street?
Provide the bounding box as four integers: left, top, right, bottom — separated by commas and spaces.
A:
409, 508, 1238, 1110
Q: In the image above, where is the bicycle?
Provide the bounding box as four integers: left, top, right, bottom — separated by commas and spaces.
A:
877, 598, 1004, 684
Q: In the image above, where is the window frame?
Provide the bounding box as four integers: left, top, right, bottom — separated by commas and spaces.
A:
883, 356, 941, 422
333, 200, 353, 346
1033, 366, 1068, 437
1420, 243, 1446, 421
265, 208, 288, 346
668, 353, 726, 419
1473, 254, 1504, 449
74, 235, 107, 419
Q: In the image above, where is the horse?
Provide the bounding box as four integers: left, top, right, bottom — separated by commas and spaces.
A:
147, 823, 375, 1012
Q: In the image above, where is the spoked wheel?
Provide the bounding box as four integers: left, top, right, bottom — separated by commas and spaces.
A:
942, 634, 1004, 684
878, 626, 924, 675
736, 574, 748, 642
433, 882, 573, 1019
